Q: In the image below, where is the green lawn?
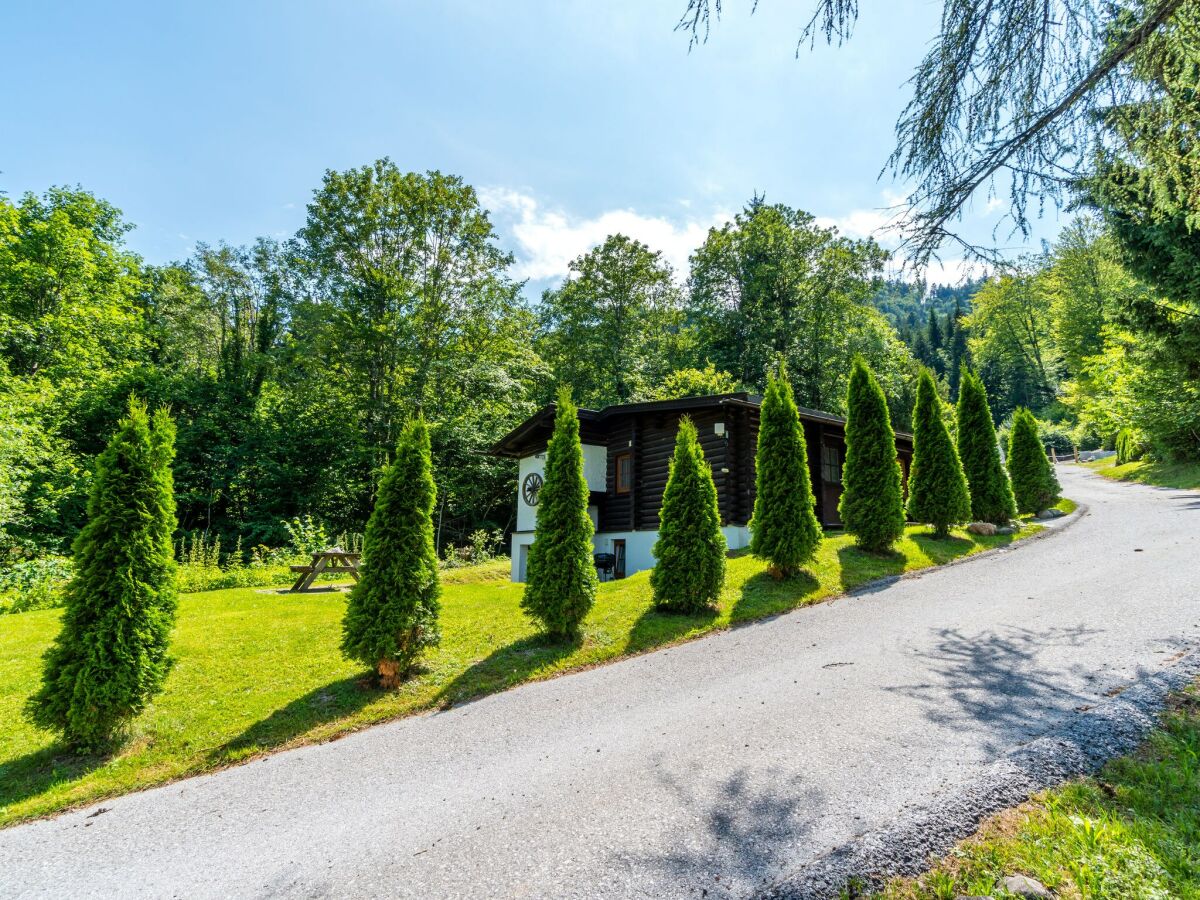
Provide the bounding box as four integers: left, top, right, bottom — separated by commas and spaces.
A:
877, 681, 1200, 900
1083, 455, 1200, 491
2, 523, 1042, 828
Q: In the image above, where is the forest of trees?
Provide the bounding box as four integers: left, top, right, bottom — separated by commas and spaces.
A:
4, 68, 1199, 568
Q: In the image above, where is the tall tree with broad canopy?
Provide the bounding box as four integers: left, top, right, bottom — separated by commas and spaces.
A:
342, 418, 441, 687
688, 198, 918, 426
26, 398, 177, 751
537, 234, 688, 409
750, 364, 821, 577
521, 387, 597, 641
839, 358, 907, 552
956, 369, 1018, 524
652, 416, 726, 611
907, 368, 972, 537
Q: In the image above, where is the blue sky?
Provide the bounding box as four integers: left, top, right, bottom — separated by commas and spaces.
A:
2, 1, 1061, 293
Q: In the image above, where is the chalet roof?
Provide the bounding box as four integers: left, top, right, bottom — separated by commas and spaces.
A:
490, 392, 871, 457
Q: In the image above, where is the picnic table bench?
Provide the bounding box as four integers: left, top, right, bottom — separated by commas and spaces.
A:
289, 548, 361, 592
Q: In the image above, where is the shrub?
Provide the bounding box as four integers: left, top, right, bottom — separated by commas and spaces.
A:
521, 387, 597, 641
341, 418, 441, 687
955, 368, 1017, 525
750, 365, 821, 576
1008, 407, 1062, 513
0, 556, 73, 614
840, 358, 906, 552
26, 399, 178, 751
907, 368, 972, 537
1116, 427, 1146, 465
652, 416, 727, 611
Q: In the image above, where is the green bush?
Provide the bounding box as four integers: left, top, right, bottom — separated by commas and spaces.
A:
1116, 427, 1146, 465
1008, 407, 1062, 514
750, 366, 821, 576
652, 416, 727, 611
26, 399, 178, 751
521, 387, 597, 641
840, 358, 906, 552
907, 368, 972, 537
0, 556, 73, 614
955, 369, 1017, 524
342, 418, 441, 687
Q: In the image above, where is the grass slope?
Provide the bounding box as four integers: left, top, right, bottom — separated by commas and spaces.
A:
878, 681, 1200, 899
2, 524, 1041, 828
1084, 456, 1200, 491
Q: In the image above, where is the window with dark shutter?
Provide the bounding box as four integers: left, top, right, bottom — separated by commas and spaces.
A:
615, 452, 632, 493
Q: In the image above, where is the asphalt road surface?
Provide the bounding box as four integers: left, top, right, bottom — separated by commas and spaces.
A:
3, 465, 1198, 899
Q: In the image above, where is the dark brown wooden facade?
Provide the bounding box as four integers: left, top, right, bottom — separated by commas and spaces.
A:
492, 393, 914, 530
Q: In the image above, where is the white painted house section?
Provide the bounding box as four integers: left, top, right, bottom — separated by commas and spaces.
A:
510, 443, 752, 582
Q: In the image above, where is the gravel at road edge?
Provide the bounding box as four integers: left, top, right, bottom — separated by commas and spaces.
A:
758, 650, 1200, 899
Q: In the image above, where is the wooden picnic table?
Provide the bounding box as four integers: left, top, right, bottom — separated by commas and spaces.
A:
289, 549, 361, 592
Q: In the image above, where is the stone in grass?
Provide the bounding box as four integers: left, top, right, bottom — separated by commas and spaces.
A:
1035, 508, 1066, 520
1002, 873, 1053, 898
967, 521, 998, 536
996, 523, 1019, 535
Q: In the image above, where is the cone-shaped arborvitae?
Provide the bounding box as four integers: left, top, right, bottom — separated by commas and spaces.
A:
839, 358, 907, 553
906, 368, 972, 537
1007, 408, 1062, 514
652, 416, 726, 612
27, 398, 178, 751
521, 387, 597, 640
956, 369, 1017, 524
750, 365, 821, 576
342, 417, 441, 687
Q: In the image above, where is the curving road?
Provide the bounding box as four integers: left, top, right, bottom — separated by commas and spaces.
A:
3, 466, 1198, 899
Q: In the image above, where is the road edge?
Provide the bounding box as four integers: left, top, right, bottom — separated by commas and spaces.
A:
757, 648, 1200, 899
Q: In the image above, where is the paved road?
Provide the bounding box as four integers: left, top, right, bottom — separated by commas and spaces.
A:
3, 466, 1198, 899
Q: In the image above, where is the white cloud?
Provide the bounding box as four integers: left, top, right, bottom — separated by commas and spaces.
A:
480, 187, 731, 283
814, 191, 909, 242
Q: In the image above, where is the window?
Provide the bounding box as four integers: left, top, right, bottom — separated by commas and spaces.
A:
821, 443, 841, 484
615, 452, 633, 494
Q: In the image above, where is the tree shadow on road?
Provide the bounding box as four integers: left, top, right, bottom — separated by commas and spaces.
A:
623, 763, 825, 894
884, 623, 1109, 754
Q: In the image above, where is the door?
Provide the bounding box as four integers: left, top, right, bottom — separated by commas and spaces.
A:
612, 539, 626, 579
820, 442, 843, 526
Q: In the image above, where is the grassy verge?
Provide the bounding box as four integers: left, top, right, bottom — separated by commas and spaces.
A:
1083, 456, 1200, 491
876, 681, 1200, 899
1, 523, 1043, 828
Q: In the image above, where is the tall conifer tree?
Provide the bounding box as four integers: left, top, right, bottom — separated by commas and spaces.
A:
956, 369, 1017, 524
750, 365, 821, 577
652, 417, 726, 612
342, 417, 440, 687
1007, 408, 1062, 514
907, 368, 972, 537
521, 387, 597, 640
840, 358, 906, 552
27, 398, 178, 751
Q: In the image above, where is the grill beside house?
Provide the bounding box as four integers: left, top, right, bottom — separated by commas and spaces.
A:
491, 392, 913, 582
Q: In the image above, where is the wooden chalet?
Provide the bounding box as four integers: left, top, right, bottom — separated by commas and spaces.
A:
491, 392, 913, 582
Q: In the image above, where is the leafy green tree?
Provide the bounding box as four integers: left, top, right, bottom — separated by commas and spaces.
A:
839, 358, 906, 552
637, 363, 740, 401
750, 366, 821, 576
1007, 408, 1061, 513
956, 369, 1017, 524
651, 416, 726, 611
342, 418, 440, 687
688, 198, 915, 422
522, 388, 597, 640
26, 399, 177, 750
907, 368, 972, 537
537, 235, 688, 408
